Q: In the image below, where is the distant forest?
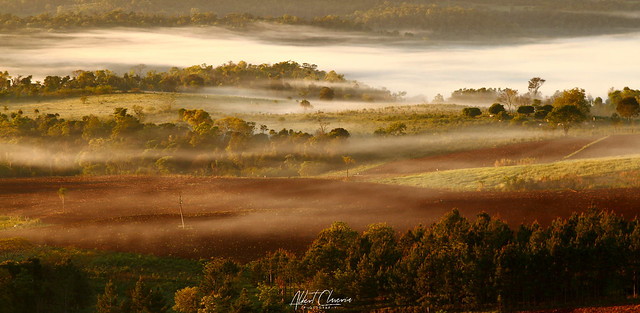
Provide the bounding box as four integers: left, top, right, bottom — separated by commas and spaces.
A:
4, 0, 640, 18
2, 0, 640, 39
0, 61, 393, 102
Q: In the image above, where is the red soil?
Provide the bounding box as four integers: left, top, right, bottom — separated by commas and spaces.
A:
2, 135, 640, 261
565, 134, 640, 160
362, 136, 595, 176
2, 175, 640, 262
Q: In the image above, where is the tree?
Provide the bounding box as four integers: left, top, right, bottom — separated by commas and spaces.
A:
608, 87, 640, 109
546, 104, 587, 135
257, 283, 283, 313
111, 107, 142, 138
299, 99, 312, 110
303, 221, 358, 275
328, 127, 350, 139
319, 87, 334, 100
352, 223, 400, 300
231, 288, 254, 313
173, 287, 200, 313
342, 156, 355, 178
58, 187, 67, 212
488, 103, 505, 115
517, 105, 535, 115
462, 107, 482, 117
127, 277, 168, 313
315, 112, 330, 135
616, 96, 640, 120
96, 280, 120, 313
375, 122, 407, 136
50, 258, 92, 312
0, 268, 14, 313
498, 88, 518, 112
553, 88, 590, 115
416, 209, 471, 309
528, 77, 545, 99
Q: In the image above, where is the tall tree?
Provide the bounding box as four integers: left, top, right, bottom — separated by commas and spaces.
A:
303, 221, 358, 275
58, 187, 67, 212
546, 104, 587, 135
498, 88, 518, 112
96, 280, 120, 313
553, 88, 590, 115
342, 156, 355, 178
528, 77, 545, 99
126, 277, 168, 313
173, 287, 200, 313
616, 96, 640, 120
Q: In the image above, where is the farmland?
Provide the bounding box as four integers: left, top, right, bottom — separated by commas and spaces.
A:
4, 0, 640, 309
2, 62, 640, 313
2, 84, 640, 312
4, 132, 640, 261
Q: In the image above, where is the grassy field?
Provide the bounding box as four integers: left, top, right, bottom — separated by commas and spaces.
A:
376, 155, 640, 191
3, 92, 478, 135
0, 216, 42, 230
5, 91, 640, 180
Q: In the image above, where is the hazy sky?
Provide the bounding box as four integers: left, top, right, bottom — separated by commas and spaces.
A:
2, 25, 639, 100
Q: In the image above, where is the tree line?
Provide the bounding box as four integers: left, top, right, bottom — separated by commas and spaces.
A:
0, 61, 393, 102
352, 3, 640, 38
3, 4, 640, 40
0, 10, 365, 32
154, 209, 640, 312
0, 107, 353, 178
4, 208, 638, 312
4, 0, 640, 18
456, 84, 640, 135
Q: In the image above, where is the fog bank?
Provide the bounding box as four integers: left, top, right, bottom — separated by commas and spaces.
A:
2, 26, 640, 100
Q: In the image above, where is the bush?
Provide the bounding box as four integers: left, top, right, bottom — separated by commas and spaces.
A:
509, 114, 528, 125
461, 107, 482, 117
494, 111, 511, 121
488, 103, 505, 115
517, 105, 535, 115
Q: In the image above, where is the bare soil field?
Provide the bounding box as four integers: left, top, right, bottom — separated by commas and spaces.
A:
2, 175, 640, 261
565, 134, 640, 160
361, 136, 596, 176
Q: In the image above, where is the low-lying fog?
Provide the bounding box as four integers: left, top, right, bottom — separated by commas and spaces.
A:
2, 25, 639, 100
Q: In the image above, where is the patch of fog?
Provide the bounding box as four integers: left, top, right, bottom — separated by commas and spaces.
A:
1, 26, 640, 100
0, 126, 554, 171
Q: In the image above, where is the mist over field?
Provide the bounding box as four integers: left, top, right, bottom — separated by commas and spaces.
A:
4, 1, 640, 310
1, 26, 639, 100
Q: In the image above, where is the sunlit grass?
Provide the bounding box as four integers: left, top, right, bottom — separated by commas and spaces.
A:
376, 155, 640, 191
318, 162, 385, 178
0, 216, 43, 230
5, 92, 479, 135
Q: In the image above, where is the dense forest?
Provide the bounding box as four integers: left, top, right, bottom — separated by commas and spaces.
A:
0, 61, 393, 102
2, 1, 640, 39
3, 0, 640, 18
2, 209, 640, 312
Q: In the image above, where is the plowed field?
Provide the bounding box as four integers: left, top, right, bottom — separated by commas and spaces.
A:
361, 136, 596, 176
2, 175, 640, 261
